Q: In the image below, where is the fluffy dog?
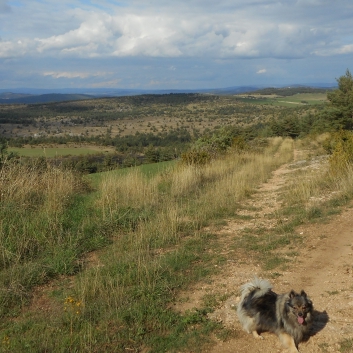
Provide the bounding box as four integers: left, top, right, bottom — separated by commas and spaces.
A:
237, 278, 313, 352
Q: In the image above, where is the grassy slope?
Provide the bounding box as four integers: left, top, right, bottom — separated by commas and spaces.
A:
2, 135, 352, 352
8, 145, 115, 157
0, 138, 292, 352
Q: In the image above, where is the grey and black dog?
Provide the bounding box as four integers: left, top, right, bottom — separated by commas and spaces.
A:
237, 278, 313, 352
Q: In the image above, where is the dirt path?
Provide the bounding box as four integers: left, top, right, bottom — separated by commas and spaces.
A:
175, 151, 353, 353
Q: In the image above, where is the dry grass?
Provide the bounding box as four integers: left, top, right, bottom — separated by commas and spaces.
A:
95, 168, 161, 222
283, 136, 353, 217
328, 163, 353, 197
95, 137, 294, 245
0, 137, 303, 352
0, 161, 83, 215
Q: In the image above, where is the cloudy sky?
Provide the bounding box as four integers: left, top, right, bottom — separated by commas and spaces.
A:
1, 0, 352, 90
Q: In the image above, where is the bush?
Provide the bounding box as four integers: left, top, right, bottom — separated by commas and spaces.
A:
180, 149, 212, 165
181, 127, 248, 166
323, 131, 353, 174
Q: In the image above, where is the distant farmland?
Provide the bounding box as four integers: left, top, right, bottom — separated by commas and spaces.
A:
9, 145, 115, 157
235, 92, 328, 106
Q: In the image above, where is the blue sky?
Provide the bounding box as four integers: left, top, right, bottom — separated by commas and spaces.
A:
1, 0, 352, 90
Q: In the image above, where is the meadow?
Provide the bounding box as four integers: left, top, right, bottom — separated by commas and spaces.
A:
8, 145, 115, 157
1, 132, 353, 352
236, 92, 327, 106
0, 137, 292, 351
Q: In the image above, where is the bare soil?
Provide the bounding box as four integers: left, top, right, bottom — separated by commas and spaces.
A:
174, 151, 353, 353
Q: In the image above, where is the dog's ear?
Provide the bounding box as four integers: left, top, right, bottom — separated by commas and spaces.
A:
289, 290, 296, 298
300, 290, 307, 297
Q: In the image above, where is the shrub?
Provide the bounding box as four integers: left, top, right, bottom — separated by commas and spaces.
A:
323, 131, 353, 174
180, 149, 212, 165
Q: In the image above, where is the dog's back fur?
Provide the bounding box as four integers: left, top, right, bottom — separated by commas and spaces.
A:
237, 278, 313, 352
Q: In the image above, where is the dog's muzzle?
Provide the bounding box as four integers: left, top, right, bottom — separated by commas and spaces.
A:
297, 313, 305, 325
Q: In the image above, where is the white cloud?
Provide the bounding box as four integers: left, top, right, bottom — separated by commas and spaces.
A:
111, 15, 183, 57
30, 14, 317, 59
43, 71, 107, 79
313, 43, 353, 56
337, 44, 353, 54
1, 0, 353, 89
89, 79, 121, 88
1, 1, 352, 61
36, 13, 112, 53
0, 39, 29, 58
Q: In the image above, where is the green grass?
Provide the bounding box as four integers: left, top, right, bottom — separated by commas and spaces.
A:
0, 231, 223, 352
233, 228, 301, 272
0, 192, 111, 317
340, 338, 353, 352
1, 154, 233, 351
236, 93, 327, 107
318, 342, 330, 352
8, 146, 113, 157
276, 93, 328, 106
87, 160, 176, 187
92, 159, 175, 178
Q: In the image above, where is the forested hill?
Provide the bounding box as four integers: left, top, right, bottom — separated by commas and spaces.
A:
0, 93, 95, 104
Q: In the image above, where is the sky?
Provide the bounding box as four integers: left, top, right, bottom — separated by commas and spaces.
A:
0, 0, 353, 90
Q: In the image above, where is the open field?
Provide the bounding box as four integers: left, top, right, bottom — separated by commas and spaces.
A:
277, 92, 328, 106
87, 159, 176, 185
236, 92, 328, 106
8, 144, 115, 157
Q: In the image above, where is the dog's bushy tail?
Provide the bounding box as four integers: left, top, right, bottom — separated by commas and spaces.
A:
239, 277, 272, 301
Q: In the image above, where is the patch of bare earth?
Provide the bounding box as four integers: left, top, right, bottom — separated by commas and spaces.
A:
173, 151, 353, 353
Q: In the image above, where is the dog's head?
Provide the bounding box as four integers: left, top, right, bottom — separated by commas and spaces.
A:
286, 290, 313, 325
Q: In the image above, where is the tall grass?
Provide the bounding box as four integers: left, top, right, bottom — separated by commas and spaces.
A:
0, 162, 80, 213
0, 163, 86, 268
194, 137, 293, 219
0, 138, 295, 352
96, 168, 160, 220
0, 162, 107, 316
329, 163, 353, 197
282, 136, 353, 224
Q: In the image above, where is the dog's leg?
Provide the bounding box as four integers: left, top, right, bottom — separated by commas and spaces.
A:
252, 331, 264, 340
278, 332, 299, 353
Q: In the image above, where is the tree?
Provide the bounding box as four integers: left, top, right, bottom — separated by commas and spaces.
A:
0, 142, 7, 167
145, 144, 160, 163
326, 69, 353, 130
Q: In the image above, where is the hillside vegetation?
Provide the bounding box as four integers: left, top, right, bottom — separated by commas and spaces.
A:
0, 137, 292, 351
0, 86, 335, 173
0, 71, 353, 352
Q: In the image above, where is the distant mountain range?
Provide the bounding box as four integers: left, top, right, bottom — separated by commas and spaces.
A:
0, 92, 95, 104
0, 83, 337, 104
